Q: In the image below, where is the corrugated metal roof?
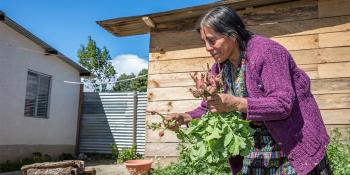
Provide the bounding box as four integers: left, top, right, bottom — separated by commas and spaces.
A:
0, 11, 90, 76
97, 0, 292, 37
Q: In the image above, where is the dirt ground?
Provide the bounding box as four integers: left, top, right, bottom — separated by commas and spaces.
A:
86, 160, 129, 175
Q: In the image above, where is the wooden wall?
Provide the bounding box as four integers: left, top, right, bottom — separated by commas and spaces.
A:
145, 0, 350, 165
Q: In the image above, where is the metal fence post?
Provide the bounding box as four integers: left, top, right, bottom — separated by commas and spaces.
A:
132, 91, 138, 146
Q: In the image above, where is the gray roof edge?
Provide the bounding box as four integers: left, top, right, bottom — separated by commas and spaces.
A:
0, 10, 90, 76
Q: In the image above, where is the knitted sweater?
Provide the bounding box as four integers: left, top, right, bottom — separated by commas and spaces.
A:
187, 35, 330, 175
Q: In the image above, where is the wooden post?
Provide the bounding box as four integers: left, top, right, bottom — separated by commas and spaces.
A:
75, 84, 84, 155
132, 91, 138, 146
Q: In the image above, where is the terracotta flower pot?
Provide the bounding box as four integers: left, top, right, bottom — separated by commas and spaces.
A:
124, 159, 153, 175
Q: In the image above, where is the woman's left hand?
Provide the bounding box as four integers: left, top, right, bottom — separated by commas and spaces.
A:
207, 94, 247, 113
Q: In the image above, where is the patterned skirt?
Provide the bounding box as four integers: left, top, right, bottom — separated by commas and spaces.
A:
241, 123, 331, 175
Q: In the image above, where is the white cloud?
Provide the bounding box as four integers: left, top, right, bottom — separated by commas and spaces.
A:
111, 54, 148, 77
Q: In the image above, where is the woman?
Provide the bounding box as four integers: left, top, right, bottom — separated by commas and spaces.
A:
165, 6, 332, 175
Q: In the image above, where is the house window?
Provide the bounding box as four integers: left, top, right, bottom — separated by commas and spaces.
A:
24, 70, 51, 118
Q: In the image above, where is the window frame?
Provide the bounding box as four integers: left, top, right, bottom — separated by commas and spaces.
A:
24, 69, 52, 118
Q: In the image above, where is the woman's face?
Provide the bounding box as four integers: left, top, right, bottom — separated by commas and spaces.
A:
200, 26, 236, 63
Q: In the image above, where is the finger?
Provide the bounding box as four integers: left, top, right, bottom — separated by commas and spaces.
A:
208, 105, 217, 111
207, 94, 219, 101
207, 101, 219, 107
210, 108, 217, 113
207, 96, 213, 101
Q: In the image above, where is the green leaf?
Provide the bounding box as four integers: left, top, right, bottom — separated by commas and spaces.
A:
205, 128, 221, 141
224, 132, 234, 147
205, 126, 214, 133
198, 143, 207, 158
229, 135, 240, 155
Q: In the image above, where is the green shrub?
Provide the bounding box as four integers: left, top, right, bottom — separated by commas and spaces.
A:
327, 127, 350, 175
111, 144, 119, 161
111, 144, 143, 163
58, 153, 75, 161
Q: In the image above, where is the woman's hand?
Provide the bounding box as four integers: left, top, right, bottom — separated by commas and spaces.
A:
164, 113, 192, 130
207, 94, 247, 113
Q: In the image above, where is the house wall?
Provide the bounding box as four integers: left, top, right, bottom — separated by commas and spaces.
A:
146, 0, 350, 165
0, 22, 81, 162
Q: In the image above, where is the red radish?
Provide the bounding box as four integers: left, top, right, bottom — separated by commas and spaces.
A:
189, 63, 225, 99
158, 130, 165, 137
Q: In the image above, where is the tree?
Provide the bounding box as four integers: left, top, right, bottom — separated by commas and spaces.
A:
78, 36, 116, 92
113, 69, 148, 92
113, 73, 136, 92
132, 69, 148, 92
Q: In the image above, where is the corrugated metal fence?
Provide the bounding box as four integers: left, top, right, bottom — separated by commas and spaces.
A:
79, 92, 146, 154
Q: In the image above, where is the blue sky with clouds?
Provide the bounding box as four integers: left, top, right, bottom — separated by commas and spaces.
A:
0, 0, 217, 75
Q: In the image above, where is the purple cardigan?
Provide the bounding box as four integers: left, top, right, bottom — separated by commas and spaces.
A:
186, 35, 330, 175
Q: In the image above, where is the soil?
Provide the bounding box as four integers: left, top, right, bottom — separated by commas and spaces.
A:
85, 160, 129, 175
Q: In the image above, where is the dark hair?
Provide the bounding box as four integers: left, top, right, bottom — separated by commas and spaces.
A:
196, 6, 252, 51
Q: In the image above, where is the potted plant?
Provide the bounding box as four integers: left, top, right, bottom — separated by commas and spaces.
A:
124, 159, 153, 175
111, 144, 152, 175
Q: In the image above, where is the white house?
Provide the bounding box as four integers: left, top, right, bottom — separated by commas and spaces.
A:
0, 11, 90, 163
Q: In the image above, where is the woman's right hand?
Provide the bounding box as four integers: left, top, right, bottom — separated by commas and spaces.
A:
164, 113, 192, 130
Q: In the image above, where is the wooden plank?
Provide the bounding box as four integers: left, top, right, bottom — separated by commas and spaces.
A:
150, 30, 202, 51
299, 64, 318, 72
148, 86, 194, 102
146, 114, 163, 125
311, 78, 350, 94
146, 129, 179, 143
291, 47, 350, 65
145, 142, 179, 157
318, 62, 350, 78
147, 100, 200, 114
298, 64, 319, 79
249, 15, 350, 38
315, 93, 350, 110
148, 72, 195, 88
144, 156, 178, 167
319, 31, 350, 48
290, 49, 324, 65
321, 109, 350, 125
239, 0, 318, 26
318, 0, 350, 18
271, 34, 319, 50
148, 57, 213, 75
305, 70, 319, 80
149, 47, 209, 61
321, 47, 350, 63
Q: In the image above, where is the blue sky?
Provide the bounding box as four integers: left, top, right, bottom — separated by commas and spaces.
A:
0, 0, 217, 75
